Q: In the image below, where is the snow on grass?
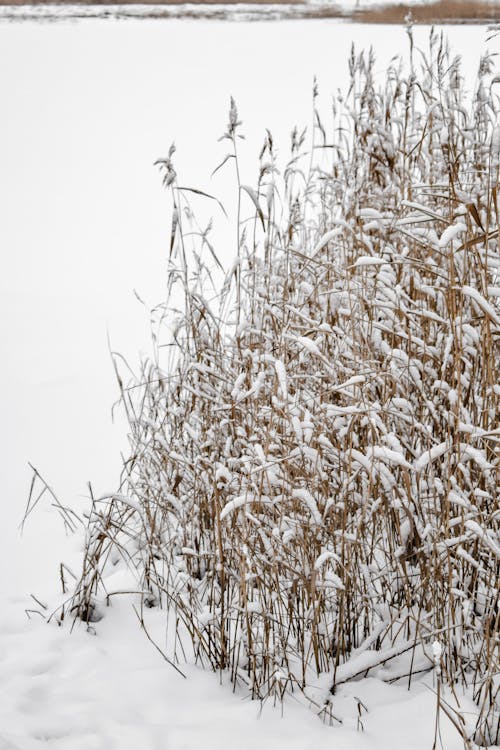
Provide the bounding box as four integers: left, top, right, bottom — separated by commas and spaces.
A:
53, 25, 499, 746
1, 17, 499, 750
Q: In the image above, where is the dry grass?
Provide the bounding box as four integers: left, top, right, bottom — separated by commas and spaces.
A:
355, 1, 499, 24
62, 30, 499, 744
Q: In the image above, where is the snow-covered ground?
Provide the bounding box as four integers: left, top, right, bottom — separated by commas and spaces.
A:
0, 18, 495, 749
1, 592, 483, 750
2, 593, 486, 749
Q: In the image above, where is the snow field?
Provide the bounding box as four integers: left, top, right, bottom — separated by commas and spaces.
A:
0, 590, 484, 749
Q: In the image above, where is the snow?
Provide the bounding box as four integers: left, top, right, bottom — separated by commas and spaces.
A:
460, 284, 500, 327
465, 520, 500, 558
432, 640, 442, 660
274, 359, 289, 399
365, 445, 412, 469
292, 487, 323, 525
0, 596, 485, 750
219, 492, 271, 518
353, 256, 387, 267
413, 440, 450, 472
0, 16, 496, 750
438, 222, 467, 248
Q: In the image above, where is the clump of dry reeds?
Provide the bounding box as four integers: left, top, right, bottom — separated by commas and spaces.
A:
66, 30, 499, 743
354, 1, 499, 25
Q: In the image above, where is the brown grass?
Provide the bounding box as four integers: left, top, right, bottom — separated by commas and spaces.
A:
60, 29, 500, 746
54, 29, 499, 745
355, 0, 499, 24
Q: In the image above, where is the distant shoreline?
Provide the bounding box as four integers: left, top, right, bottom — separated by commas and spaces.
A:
0, 0, 498, 23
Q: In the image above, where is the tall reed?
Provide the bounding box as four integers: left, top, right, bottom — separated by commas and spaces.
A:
67, 29, 499, 743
